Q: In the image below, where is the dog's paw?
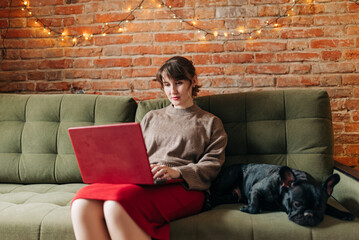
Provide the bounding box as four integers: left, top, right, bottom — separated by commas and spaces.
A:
240, 205, 260, 214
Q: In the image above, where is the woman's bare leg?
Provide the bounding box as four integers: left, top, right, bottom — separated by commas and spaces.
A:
103, 200, 151, 240
71, 199, 110, 240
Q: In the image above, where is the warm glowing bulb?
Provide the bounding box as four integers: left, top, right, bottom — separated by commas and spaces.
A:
29, 11, 32, 15
102, 33, 106, 36
224, 32, 228, 37
127, 7, 131, 11
61, 38, 64, 41
24, 1, 28, 5
21, 8, 25, 11
274, 23, 278, 27
169, 5, 172, 8
192, 21, 196, 25
48, 31, 51, 35
257, 30, 261, 34
43, 28, 46, 31
213, 31, 218, 37
158, 4, 162, 7
119, 27, 123, 32
72, 38, 77, 42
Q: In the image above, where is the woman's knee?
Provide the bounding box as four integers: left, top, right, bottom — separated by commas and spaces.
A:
103, 200, 125, 220
72, 199, 104, 220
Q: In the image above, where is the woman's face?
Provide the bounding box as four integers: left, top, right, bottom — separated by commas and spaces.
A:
162, 75, 195, 109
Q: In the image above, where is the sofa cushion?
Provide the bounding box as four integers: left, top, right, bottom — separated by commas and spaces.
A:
0, 94, 137, 184
0, 183, 85, 240
170, 198, 359, 240
135, 90, 333, 182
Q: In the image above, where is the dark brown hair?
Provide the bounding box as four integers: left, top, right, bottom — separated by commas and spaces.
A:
155, 56, 200, 97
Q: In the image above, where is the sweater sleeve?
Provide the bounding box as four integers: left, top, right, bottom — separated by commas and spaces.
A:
176, 117, 227, 191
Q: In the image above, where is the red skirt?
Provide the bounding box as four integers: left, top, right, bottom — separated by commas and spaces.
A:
72, 183, 204, 240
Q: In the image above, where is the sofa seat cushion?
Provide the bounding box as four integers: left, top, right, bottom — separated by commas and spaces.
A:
0, 183, 85, 240
170, 198, 359, 240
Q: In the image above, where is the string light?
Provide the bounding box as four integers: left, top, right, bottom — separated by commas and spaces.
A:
12, 0, 356, 46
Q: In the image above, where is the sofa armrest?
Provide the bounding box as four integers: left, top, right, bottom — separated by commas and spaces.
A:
332, 161, 359, 218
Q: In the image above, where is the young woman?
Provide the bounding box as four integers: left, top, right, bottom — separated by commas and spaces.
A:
71, 56, 227, 240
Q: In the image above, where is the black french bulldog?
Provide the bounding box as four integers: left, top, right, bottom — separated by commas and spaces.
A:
205, 164, 355, 226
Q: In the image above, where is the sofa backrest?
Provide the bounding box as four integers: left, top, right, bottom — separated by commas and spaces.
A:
135, 89, 334, 182
0, 94, 137, 184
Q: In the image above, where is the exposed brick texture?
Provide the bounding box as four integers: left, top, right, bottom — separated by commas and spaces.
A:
0, 0, 359, 168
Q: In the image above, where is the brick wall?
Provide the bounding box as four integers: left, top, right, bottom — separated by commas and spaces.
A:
0, 0, 359, 169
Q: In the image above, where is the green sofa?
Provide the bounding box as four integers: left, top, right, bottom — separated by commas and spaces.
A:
0, 90, 358, 240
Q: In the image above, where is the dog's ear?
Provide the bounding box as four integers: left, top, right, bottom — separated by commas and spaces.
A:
279, 166, 296, 188
323, 174, 340, 196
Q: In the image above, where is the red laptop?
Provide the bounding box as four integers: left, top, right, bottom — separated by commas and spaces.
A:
68, 123, 183, 185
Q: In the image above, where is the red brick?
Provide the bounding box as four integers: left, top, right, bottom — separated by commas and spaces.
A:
5, 29, 36, 38
343, 74, 359, 85
55, 5, 83, 15
344, 50, 359, 60
353, 111, 359, 121
258, 5, 279, 17
225, 65, 246, 75
28, 71, 45, 80
155, 33, 193, 42
96, 13, 134, 23
277, 52, 319, 62
73, 59, 93, 68
0, 71, 27, 81
335, 134, 359, 144
247, 64, 288, 74
166, 0, 185, 7
36, 81, 71, 91
94, 35, 133, 46
213, 53, 253, 64
224, 41, 245, 52
314, 14, 359, 26
348, 25, 359, 35
30, 0, 63, 6
349, 2, 359, 12
254, 53, 275, 63
122, 68, 158, 78
2, 60, 39, 70
27, 39, 55, 48
162, 44, 183, 54
196, 66, 224, 75
94, 58, 132, 68
133, 57, 151, 66
20, 49, 44, 59
345, 99, 359, 111
277, 75, 319, 87
65, 48, 102, 57
345, 145, 359, 154
39, 59, 73, 69
102, 70, 122, 79
184, 43, 224, 53
321, 51, 342, 61
92, 80, 130, 90
312, 63, 355, 73
122, 45, 161, 55
192, 55, 212, 65
319, 75, 341, 87
281, 28, 323, 39
289, 64, 311, 74
246, 41, 286, 52
334, 156, 358, 167
253, 76, 275, 87
0, 82, 35, 92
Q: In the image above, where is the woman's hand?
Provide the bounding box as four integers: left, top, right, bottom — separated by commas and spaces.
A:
151, 164, 181, 180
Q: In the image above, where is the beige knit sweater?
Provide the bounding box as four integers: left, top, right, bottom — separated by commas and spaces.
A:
140, 104, 227, 191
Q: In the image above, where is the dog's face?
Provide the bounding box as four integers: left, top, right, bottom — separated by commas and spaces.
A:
279, 167, 340, 226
